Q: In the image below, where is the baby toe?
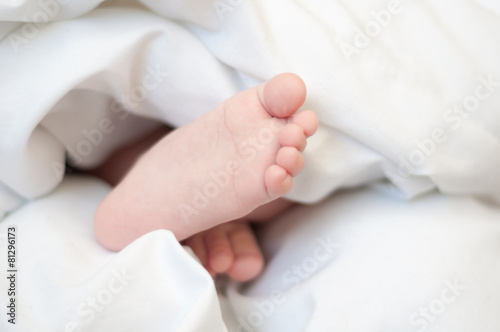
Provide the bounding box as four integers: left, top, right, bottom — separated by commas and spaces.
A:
264, 165, 293, 199
292, 110, 318, 137
276, 146, 305, 176
279, 123, 307, 151
226, 223, 264, 282
228, 254, 264, 282
259, 73, 307, 118
184, 234, 218, 277
205, 229, 234, 273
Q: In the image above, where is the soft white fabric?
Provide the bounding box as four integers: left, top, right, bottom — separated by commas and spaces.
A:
1, 1, 500, 331
0, 176, 227, 332
1, 177, 499, 331
226, 183, 500, 331
2, 0, 500, 218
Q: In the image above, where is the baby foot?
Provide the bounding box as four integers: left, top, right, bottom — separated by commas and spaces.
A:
183, 220, 264, 282
94, 73, 317, 250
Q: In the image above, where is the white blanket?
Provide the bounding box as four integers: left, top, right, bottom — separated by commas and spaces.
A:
1, 176, 500, 331
2, 0, 500, 214
1, 0, 500, 331
0, 176, 228, 332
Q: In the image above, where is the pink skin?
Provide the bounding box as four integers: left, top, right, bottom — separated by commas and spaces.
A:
182, 199, 297, 282
92, 73, 317, 281
182, 220, 264, 282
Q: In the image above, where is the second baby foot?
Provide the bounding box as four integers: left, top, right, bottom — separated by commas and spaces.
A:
183, 220, 264, 282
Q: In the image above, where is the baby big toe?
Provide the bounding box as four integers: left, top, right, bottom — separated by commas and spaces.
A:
259, 73, 307, 118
